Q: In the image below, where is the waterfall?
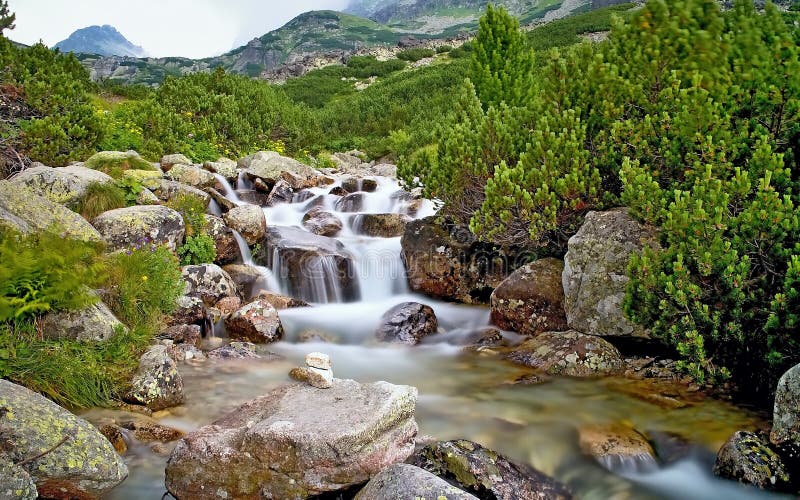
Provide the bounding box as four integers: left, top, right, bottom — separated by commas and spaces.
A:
231, 230, 280, 296
237, 170, 253, 191
212, 173, 244, 206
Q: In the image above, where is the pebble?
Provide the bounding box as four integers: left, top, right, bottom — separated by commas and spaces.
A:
306, 352, 331, 370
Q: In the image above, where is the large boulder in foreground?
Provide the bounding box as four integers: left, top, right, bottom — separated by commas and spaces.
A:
0, 456, 37, 499
375, 302, 438, 345
413, 439, 572, 500
562, 208, 658, 338
504, 330, 623, 377
0, 380, 128, 498
491, 258, 568, 336
0, 181, 102, 242
401, 216, 529, 304
771, 363, 800, 447
92, 205, 185, 252
9, 164, 114, 206
165, 379, 418, 499
714, 431, 791, 492
355, 463, 478, 500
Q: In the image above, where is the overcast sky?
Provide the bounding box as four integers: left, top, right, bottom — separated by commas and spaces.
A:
8, 0, 351, 58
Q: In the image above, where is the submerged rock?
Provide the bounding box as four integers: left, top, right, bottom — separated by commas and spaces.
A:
206, 341, 262, 360
491, 258, 568, 336
578, 424, 657, 472
562, 208, 659, 338
126, 345, 184, 411
504, 330, 623, 377
0, 380, 128, 498
714, 431, 791, 491
412, 439, 572, 500
355, 463, 478, 500
375, 302, 438, 345
303, 207, 343, 237
225, 298, 284, 343
165, 379, 418, 499
92, 205, 185, 252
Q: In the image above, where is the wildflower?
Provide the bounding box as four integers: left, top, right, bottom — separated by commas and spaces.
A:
141, 275, 148, 281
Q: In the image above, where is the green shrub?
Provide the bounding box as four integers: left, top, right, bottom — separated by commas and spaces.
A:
397, 48, 435, 62
73, 181, 127, 220
167, 193, 207, 236
114, 176, 145, 205
436, 45, 453, 53
84, 150, 158, 178
178, 234, 217, 265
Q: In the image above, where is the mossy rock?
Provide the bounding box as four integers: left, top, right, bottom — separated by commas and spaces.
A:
85, 151, 158, 178
121, 169, 163, 183
9, 165, 115, 206
714, 431, 791, 492
0, 456, 37, 500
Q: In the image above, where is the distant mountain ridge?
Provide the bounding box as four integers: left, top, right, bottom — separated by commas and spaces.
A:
55, 25, 147, 58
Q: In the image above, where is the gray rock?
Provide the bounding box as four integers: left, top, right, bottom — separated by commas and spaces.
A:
40, 300, 126, 342
92, 205, 185, 252
771, 363, 800, 447
0, 181, 103, 242
158, 324, 202, 347
372, 163, 397, 177
504, 330, 623, 377
714, 431, 790, 491
181, 264, 240, 306
206, 187, 236, 213
491, 258, 568, 336
375, 302, 438, 345
0, 380, 128, 498
354, 213, 412, 238
203, 158, 238, 182
240, 151, 322, 188
303, 207, 343, 237
223, 204, 266, 245
166, 294, 205, 326
164, 163, 217, 189
267, 179, 294, 205
562, 208, 659, 338
355, 463, 478, 500
206, 341, 261, 360
160, 153, 192, 170
224, 298, 284, 343
204, 214, 240, 264
413, 440, 572, 500
0, 456, 37, 500
126, 345, 184, 411
145, 178, 211, 207
335, 192, 364, 212
165, 379, 418, 499
9, 165, 114, 206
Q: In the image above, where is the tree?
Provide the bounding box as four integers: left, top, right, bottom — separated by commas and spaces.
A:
0, 0, 15, 36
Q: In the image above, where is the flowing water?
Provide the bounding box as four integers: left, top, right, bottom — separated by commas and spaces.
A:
103, 173, 781, 500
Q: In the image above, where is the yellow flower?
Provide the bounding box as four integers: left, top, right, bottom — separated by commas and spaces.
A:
141, 275, 148, 281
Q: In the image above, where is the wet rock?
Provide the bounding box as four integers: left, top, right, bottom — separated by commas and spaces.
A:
235, 189, 269, 206
714, 431, 790, 491
165, 379, 418, 499
0, 456, 37, 500
401, 216, 530, 304
303, 207, 343, 237
147, 178, 211, 207
253, 177, 271, 193
267, 178, 294, 205
563, 208, 659, 338
240, 151, 323, 188
0, 181, 103, 242
181, 264, 240, 306
303, 194, 325, 210
160, 153, 191, 170
166, 294, 205, 326
92, 205, 185, 252
355, 213, 412, 237
158, 324, 202, 348
40, 300, 126, 342
329, 185, 349, 196
335, 192, 364, 212
771, 363, 800, 447
355, 463, 478, 500
504, 330, 623, 377
293, 190, 316, 203
281, 170, 317, 190
225, 298, 284, 343
98, 423, 128, 454
9, 164, 115, 206
578, 424, 657, 472
341, 177, 362, 193
412, 439, 572, 500
203, 157, 238, 182
206, 187, 236, 213
375, 302, 438, 345
206, 341, 261, 360
254, 290, 310, 310
120, 418, 184, 443
126, 345, 184, 411
459, 328, 507, 349
0, 380, 128, 498
203, 214, 239, 264
490, 258, 567, 337
257, 226, 359, 302
361, 178, 378, 192
298, 329, 338, 343
164, 163, 216, 189
223, 204, 266, 245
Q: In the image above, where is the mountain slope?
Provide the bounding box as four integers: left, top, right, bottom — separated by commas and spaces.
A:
54, 25, 147, 57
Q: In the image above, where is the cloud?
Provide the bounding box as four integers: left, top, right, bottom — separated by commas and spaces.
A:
7, 0, 351, 58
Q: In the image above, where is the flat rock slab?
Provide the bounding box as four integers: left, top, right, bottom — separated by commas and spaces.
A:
355, 463, 478, 500
166, 379, 418, 499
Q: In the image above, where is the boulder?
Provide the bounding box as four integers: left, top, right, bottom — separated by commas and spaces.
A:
206, 341, 261, 360
223, 264, 267, 296
165, 380, 418, 499
126, 345, 184, 411
160, 153, 192, 170
215, 296, 243, 315
355, 213, 412, 238
166, 294, 205, 327
413, 439, 572, 500
375, 302, 438, 345
0, 181, 102, 242
136, 187, 160, 205
0, 380, 128, 498
714, 431, 790, 491
181, 264, 240, 306
225, 298, 284, 343
40, 300, 126, 342
490, 258, 568, 336
206, 187, 236, 213
164, 163, 217, 189
236, 189, 269, 206
266, 178, 294, 205
355, 463, 478, 500
146, 179, 211, 207
203, 214, 239, 264
504, 330, 623, 377
401, 216, 529, 304
92, 205, 185, 252
256, 226, 359, 302
372, 163, 397, 178
9, 165, 114, 206
303, 207, 343, 237
562, 208, 659, 338
121, 168, 163, 183
771, 363, 800, 447
254, 290, 309, 310
85, 150, 156, 175
335, 192, 364, 212
157, 324, 202, 348
281, 170, 316, 190
240, 151, 322, 188
203, 158, 238, 182
578, 424, 657, 472
223, 204, 266, 245
0, 456, 37, 500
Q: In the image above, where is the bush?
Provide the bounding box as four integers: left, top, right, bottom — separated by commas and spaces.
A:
177, 234, 217, 265
397, 48, 435, 62
72, 181, 127, 220
167, 193, 207, 236
114, 176, 145, 205
84, 150, 158, 178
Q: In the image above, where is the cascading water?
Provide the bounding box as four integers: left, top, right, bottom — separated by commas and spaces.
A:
231, 230, 280, 296
211, 173, 244, 206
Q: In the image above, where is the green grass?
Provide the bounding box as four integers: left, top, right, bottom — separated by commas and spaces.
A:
527, 3, 636, 50
72, 182, 127, 220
